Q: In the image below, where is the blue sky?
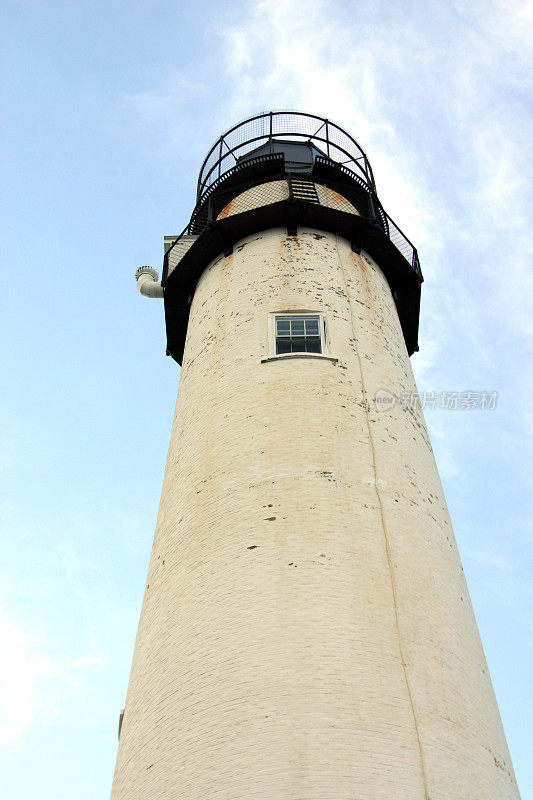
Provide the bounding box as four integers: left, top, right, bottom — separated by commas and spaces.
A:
1, 1, 532, 797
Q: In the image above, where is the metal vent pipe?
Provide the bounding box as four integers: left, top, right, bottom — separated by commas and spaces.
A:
135, 266, 163, 298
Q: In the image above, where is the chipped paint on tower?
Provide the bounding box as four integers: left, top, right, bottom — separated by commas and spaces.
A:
112, 112, 520, 800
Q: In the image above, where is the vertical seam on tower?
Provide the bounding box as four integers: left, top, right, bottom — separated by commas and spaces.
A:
335, 235, 429, 799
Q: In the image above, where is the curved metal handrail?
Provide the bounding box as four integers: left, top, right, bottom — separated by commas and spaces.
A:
196, 111, 376, 202
164, 169, 421, 286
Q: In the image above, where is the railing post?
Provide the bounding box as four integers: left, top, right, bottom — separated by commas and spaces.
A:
368, 191, 377, 221
286, 175, 297, 236
325, 119, 330, 159
218, 139, 223, 179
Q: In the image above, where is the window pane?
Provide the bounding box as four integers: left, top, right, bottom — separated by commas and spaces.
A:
276, 318, 290, 335
305, 319, 319, 335
290, 319, 305, 336
276, 339, 292, 354
306, 339, 321, 353
289, 338, 307, 351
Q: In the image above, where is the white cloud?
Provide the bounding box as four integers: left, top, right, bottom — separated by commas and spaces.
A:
67, 656, 103, 671
0, 605, 101, 745
518, 0, 533, 19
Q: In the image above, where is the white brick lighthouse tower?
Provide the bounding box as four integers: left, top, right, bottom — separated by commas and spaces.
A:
111, 112, 520, 800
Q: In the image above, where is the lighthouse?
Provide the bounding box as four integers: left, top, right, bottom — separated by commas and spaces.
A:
111, 112, 519, 799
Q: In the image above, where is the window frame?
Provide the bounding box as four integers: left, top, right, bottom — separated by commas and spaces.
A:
267, 311, 328, 358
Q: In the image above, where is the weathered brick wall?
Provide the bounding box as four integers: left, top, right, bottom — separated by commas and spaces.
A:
111, 223, 519, 799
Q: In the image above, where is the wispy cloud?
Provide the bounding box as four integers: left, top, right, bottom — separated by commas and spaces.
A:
0, 605, 102, 745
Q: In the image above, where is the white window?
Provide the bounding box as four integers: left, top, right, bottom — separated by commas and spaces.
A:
275, 314, 322, 354
266, 312, 329, 358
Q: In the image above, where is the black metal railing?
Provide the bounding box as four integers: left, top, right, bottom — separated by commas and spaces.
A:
196, 111, 376, 202
163, 169, 421, 284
